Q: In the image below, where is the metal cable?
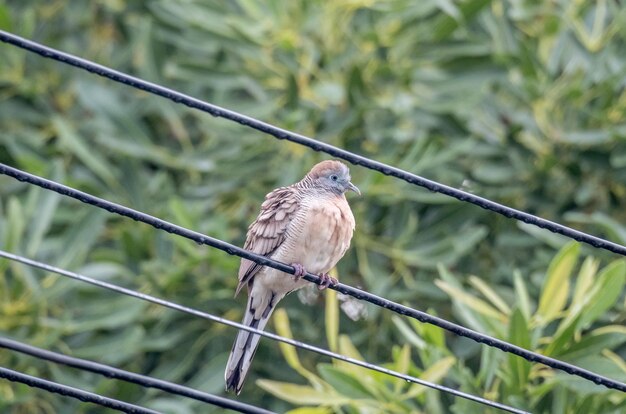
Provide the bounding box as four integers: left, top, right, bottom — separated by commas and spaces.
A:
1, 163, 624, 394
0, 366, 161, 414
0, 29, 624, 256
0, 249, 529, 414
0, 337, 274, 414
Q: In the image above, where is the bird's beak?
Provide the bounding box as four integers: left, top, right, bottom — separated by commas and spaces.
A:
347, 181, 361, 196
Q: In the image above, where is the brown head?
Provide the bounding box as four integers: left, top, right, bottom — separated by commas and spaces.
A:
303, 160, 360, 196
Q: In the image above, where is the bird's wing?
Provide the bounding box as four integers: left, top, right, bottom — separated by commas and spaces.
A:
235, 186, 299, 296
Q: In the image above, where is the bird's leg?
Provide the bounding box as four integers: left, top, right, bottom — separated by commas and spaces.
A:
291, 263, 307, 281
317, 273, 338, 290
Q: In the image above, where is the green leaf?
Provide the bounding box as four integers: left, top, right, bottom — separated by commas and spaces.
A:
25, 162, 63, 256
544, 313, 580, 357
559, 325, 626, 361
536, 242, 580, 325
55, 209, 108, 268
5, 197, 25, 252
318, 364, 374, 399
518, 222, 572, 248
577, 260, 626, 329
168, 198, 197, 230
433, 0, 491, 40
392, 316, 426, 349
52, 116, 118, 187
478, 345, 500, 388
553, 355, 626, 394
73, 326, 145, 365
416, 315, 445, 349
507, 308, 531, 391
61, 297, 146, 332
602, 349, 626, 377
0, 4, 12, 31
513, 270, 532, 321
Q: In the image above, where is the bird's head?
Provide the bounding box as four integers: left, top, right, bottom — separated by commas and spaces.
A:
306, 160, 360, 196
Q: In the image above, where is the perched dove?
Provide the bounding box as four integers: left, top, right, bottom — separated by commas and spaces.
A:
225, 160, 359, 394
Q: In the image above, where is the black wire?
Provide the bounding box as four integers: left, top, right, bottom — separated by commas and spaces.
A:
0, 29, 624, 257
1, 163, 624, 395
0, 249, 529, 414
0, 366, 162, 414
0, 337, 274, 414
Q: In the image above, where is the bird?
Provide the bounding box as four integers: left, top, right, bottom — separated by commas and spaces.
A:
224, 160, 359, 394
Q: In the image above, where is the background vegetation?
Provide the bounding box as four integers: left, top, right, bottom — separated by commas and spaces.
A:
1, 0, 625, 413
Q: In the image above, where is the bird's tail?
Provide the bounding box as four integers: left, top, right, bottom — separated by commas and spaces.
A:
225, 292, 277, 394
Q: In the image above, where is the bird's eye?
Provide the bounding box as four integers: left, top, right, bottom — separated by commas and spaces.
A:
330, 174, 338, 181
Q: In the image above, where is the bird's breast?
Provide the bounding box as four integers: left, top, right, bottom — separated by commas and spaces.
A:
286, 195, 355, 275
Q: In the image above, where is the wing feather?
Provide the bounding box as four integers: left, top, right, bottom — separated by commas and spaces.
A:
235, 186, 299, 295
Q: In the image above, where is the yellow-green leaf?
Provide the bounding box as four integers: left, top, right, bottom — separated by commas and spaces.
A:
257, 380, 350, 405
393, 344, 411, 392
551, 257, 600, 343
469, 275, 511, 315
325, 269, 339, 352
274, 309, 324, 387
537, 242, 580, 324
421, 356, 456, 383
405, 356, 455, 398
335, 334, 366, 372
592, 325, 626, 336
435, 280, 505, 321
572, 257, 599, 305
338, 334, 365, 361
334, 335, 380, 393
287, 408, 333, 414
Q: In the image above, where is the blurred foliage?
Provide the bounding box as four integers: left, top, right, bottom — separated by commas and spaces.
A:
0, 0, 625, 413
263, 245, 626, 413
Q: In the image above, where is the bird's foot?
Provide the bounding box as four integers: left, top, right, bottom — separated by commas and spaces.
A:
291, 263, 307, 281
317, 273, 338, 290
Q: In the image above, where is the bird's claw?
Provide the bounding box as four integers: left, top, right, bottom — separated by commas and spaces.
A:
291, 263, 306, 281
317, 273, 338, 290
